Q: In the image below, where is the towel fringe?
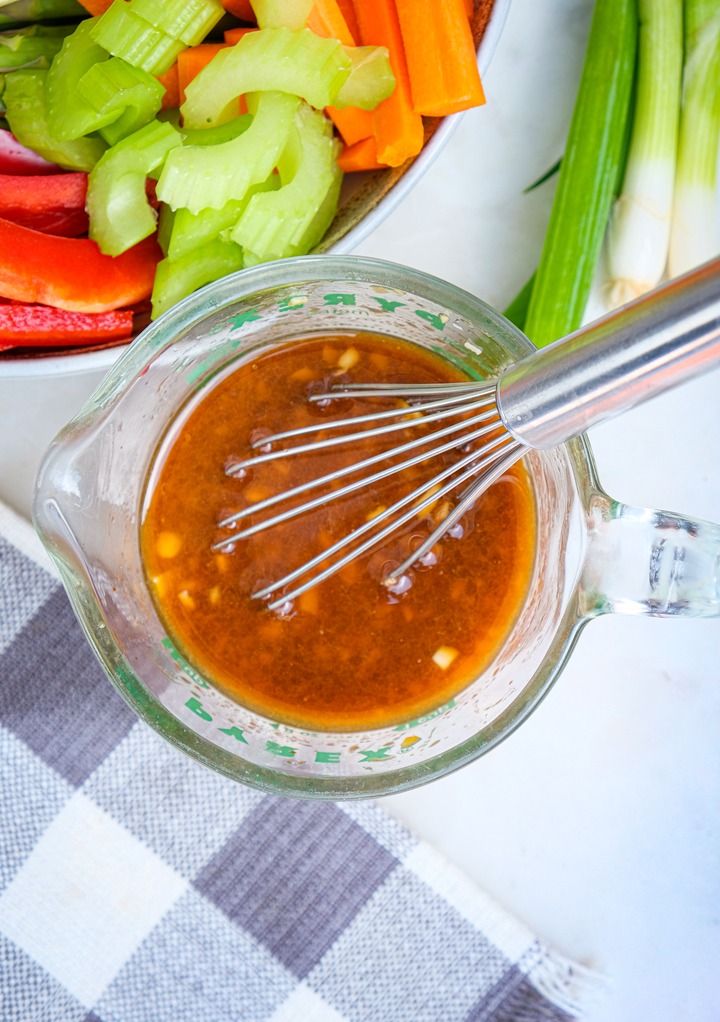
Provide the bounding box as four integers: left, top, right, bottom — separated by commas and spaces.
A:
523, 941, 609, 1018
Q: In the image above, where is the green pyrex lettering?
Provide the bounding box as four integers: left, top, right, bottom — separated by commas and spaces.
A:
415, 309, 448, 330
186, 338, 242, 384
371, 296, 405, 312
218, 726, 248, 744
277, 295, 309, 311
162, 637, 209, 688
359, 747, 393, 762
266, 741, 296, 757
185, 697, 212, 721
394, 700, 456, 730
227, 308, 262, 330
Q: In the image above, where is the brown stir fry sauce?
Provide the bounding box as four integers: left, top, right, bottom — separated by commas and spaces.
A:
141, 333, 536, 731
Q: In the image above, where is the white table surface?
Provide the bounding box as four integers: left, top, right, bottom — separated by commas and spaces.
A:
1, 2, 719, 1020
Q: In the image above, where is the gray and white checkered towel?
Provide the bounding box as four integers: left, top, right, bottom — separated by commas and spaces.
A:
0, 500, 600, 1022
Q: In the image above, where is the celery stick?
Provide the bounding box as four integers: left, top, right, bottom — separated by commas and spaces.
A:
156, 202, 174, 256
87, 119, 183, 256
0, 0, 83, 24
605, 0, 683, 308
4, 67, 107, 169
668, 3, 720, 276
179, 113, 252, 146
180, 27, 351, 129
252, 0, 313, 29
231, 102, 341, 261
157, 90, 300, 213
523, 0, 638, 346
47, 21, 163, 145
78, 57, 165, 145
0, 25, 68, 71
168, 204, 249, 259
151, 239, 244, 320
46, 18, 110, 142
167, 176, 279, 259
130, 0, 224, 45
244, 172, 341, 265
333, 44, 395, 110
90, 4, 185, 76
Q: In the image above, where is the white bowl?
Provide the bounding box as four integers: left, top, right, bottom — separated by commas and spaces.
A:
0, 0, 511, 379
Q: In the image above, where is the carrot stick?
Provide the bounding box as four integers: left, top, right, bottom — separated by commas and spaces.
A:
336, 0, 360, 40
325, 105, 374, 146
177, 43, 229, 105
221, 0, 256, 21
394, 0, 485, 117
177, 42, 249, 114
156, 63, 181, 110
338, 135, 386, 172
463, 0, 474, 18
76, 0, 112, 12
352, 0, 424, 167
307, 0, 357, 44
223, 26, 258, 43
307, 1, 374, 146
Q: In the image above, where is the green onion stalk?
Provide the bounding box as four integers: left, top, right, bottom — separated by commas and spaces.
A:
605, 0, 684, 309
522, 0, 638, 348
668, 0, 720, 277
0, 0, 84, 24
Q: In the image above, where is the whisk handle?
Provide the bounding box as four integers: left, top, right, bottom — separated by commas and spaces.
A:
497, 255, 720, 450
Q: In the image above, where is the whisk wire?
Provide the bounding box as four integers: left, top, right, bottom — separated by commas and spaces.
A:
315, 381, 492, 396
217, 406, 505, 535
227, 391, 497, 474
215, 255, 720, 607
259, 434, 522, 610
250, 384, 496, 449
386, 444, 523, 583
236, 427, 516, 563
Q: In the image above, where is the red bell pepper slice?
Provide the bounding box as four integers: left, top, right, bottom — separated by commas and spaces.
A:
0, 173, 89, 237
0, 128, 63, 176
0, 301, 134, 346
0, 216, 161, 313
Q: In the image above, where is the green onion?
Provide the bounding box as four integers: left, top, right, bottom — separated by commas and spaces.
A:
668, 0, 720, 277
605, 0, 683, 308
523, 0, 638, 347
0, 0, 84, 26
502, 271, 535, 332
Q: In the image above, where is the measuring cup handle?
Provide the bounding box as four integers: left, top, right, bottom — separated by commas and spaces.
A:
580, 494, 720, 618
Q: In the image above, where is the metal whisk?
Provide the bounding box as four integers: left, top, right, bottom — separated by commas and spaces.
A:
215, 257, 720, 609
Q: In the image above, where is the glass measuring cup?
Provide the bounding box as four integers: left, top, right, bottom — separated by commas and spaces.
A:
32, 256, 720, 799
